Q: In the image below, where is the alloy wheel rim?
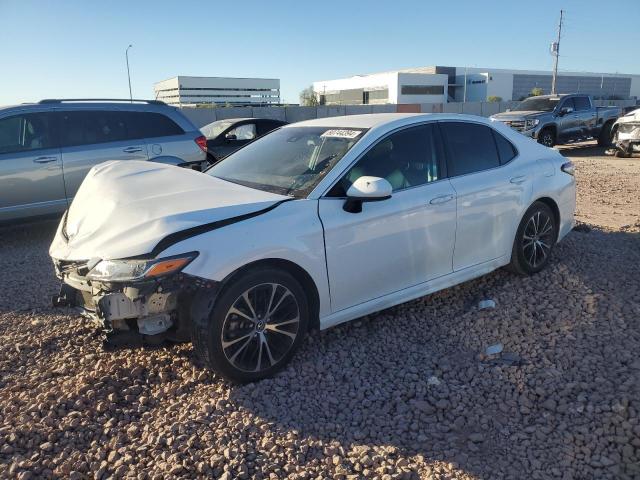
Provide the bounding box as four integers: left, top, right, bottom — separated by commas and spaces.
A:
542, 134, 553, 147
221, 283, 300, 373
522, 210, 554, 268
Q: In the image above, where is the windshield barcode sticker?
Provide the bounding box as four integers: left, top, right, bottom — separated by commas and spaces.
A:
321, 129, 362, 139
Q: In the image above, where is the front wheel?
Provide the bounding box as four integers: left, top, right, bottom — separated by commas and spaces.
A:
537, 129, 555, 148
192, 267, 309, 382
506, 202, 557, 275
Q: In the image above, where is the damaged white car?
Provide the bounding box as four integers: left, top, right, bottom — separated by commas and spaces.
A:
611, 107, 640, 157
50, 113, 576, 382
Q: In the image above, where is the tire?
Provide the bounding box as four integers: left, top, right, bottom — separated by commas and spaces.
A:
506, 201, 558, 275
192, 267, 309, 383
537, 129, 556, 148
597, 121, 613, 147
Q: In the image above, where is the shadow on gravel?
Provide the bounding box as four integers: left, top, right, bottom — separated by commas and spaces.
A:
228, 227, 640, 479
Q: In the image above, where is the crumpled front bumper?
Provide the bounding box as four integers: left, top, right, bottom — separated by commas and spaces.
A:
614, 122, 640, 152
51, 258, 217, 345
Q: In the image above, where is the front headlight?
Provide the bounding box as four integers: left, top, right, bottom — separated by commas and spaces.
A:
86, 252, 198, 282
525, 118, 540, 130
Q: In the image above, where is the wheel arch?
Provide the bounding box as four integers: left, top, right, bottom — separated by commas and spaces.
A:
530, 196, 561, 243
220, 258, 321, 331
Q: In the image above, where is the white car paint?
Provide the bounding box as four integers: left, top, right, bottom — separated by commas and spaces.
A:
50, 113, 576, 331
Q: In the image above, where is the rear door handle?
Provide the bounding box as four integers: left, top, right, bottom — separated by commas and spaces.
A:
429, 194, 454, 205
510, 175, 527, 184
33, 156, 58, 163
123, 146, 142, 153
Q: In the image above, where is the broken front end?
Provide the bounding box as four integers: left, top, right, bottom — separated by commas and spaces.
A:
51, 253, 217, 346
612, 117, 640, 157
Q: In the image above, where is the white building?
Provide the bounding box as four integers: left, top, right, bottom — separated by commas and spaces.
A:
154, 76, 280, 107
314, 66, 640, 104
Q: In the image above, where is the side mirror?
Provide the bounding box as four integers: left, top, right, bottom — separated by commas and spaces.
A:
343, 176, 392, 213
225, 133, 237, 141
558, 106, 573, 116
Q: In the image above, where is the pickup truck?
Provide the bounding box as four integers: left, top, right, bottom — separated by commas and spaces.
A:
490, 94, 621, 147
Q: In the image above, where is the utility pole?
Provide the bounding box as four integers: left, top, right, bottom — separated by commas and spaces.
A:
463, 66, 468, 103
551, 10, 563, 95
125, 45, 133, 102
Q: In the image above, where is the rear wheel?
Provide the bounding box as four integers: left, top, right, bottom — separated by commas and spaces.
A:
507, 202, 557, 275
192, 267, 308, 383
537, 129, 555, 148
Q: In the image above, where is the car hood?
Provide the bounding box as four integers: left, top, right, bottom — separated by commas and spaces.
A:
49, 160, 288, 261
615, 109, 640, 125
491, 110, 548, 121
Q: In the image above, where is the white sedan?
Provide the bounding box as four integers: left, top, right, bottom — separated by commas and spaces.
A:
50, 113, 576, 382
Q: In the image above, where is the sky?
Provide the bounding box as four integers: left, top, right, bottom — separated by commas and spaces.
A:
1, 0, 639, 105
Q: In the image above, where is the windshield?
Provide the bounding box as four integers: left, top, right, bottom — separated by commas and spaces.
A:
201, 120, 234, 139
513, 97, 560, 112
206, 126, 366, 197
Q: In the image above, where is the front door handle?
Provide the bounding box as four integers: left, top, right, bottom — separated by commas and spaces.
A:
429, 194, 454, 205
123, 146, 142, 153
510, 175, 527, 185
33, 156, 58, 163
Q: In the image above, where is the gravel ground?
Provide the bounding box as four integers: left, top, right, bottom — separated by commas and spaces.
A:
1, 145, 639, 479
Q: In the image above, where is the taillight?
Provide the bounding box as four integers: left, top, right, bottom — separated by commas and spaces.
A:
561, 161, 575, 176
195, 135, 207, 153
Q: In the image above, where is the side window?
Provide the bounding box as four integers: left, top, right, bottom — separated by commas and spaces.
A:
257, 121, 281, 137
0, 113, 54, 154
573, 96, 591, 111
561, 97, 576, 112
328, 123, 441, 196
125, 112, 184, 139
59, 111, 128, 147
228, 123, 256, 141
492, 130, 517, 165
440, 122, 500, 176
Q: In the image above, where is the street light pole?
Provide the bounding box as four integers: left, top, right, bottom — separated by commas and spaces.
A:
125, 44, 133, 102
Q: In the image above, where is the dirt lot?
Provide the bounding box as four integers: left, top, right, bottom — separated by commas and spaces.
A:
0, 145, 639, 480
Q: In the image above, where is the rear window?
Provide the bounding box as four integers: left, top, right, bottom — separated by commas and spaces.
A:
59, 111, 128, 147
125, 112, 184, 139
493, 131, 517, 164
440, 122, 500, 176
573, 96, 591, 111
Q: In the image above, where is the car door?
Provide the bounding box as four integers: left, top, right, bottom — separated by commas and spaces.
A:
557, 97, 577, 142
439, 121, 530, 271
319, 123, 457, 312
58, 109, 148, 199
0, 110, 67, 222
572, 96, 596, 138
212, 122, 257, 159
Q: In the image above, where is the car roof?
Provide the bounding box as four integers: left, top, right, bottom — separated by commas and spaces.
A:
286, 112, 499, 130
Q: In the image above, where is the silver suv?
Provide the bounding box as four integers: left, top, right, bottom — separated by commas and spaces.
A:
0, 99, 207, 223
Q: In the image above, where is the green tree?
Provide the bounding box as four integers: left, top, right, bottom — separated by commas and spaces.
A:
299, 86, 319, 106
529, 87, 544, 97
487, 96, 502, 102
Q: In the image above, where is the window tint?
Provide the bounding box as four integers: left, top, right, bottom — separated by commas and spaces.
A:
59, 111, 128, 147
493, 131, 517, 165
0, 113, 55, 154
440, 122, 500, 176
560, 97, 575, 111
573, 96, 591, 111
228, 123, 256, 140
401, 85, 445, 95
125, 112, 184, 139
329, 124, 441, 195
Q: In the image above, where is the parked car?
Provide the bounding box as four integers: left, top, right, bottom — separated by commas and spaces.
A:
200, 117, 287, 162
50, 113, 576, 382
0, 99, 208, 223
491, 94, 621, 147
610, 107, 640, 157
